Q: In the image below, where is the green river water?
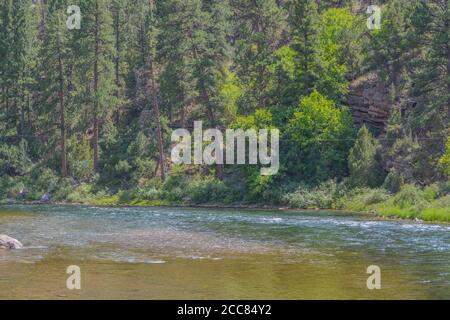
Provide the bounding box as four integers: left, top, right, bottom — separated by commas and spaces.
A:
0, 205, 449, 299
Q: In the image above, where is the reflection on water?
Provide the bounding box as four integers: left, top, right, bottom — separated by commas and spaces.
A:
0, 205, 449, 299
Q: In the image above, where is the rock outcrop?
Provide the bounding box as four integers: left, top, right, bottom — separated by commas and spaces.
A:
0, 235, 23, 250
348, 73, 391, 133
348, 73, 417, 134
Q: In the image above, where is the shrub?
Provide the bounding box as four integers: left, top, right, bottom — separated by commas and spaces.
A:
392, 184, 428, 209
423, 184, 440, 201
383, 169, 403, 193
68, 135, 94, 182
283, 180, 342, 209
0, 140, 31, 176
336, 188, 391, 211
53, 179, 76, 201
164, 187, 185, 202
187, 177, 233, 204
139, 187, 162, 201
438, 137, 450, 176
32, 168, 60, 193
66, 183, 94, 203
244, 173, 278, 203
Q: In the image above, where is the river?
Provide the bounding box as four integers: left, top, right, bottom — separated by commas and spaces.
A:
0, 205, 449, 299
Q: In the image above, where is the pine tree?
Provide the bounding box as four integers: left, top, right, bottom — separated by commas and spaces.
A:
289, 0, 319, 96
110, 0, 128, 123
158, 0, 198, 126
348, 126, 384, 187
409, 0, 450, 132
232, 0, 286, 112
159, 0, 233, 180
146, 0, 166, 181
38, 0, 71, 177
72, 0, 117, 172
0, 0, 14, 135
367, 0, 416, 98
0, 0, 36, 138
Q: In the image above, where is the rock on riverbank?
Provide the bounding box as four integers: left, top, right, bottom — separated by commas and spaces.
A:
0, 235, 23, 249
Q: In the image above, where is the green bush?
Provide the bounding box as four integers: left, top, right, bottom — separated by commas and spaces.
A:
163, 187, 185, 202
383, 169, 404, 193
244, 173, 278, 203
439, 137, 450, 176
67, 135, 94, 182
0, 140, 31, 176
53, 179, 76, 201
336, 188, 391, 211
283, 180, 342, 209
423, 184, 440, 201
392, 184, 428, 209
187, 177, 233, 204
31, 168, 60, 193
66, 183, 94, 203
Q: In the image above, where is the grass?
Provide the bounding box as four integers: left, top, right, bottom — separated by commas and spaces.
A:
373, 204, 450, 222
91, 195, 170, 207
421, 208, 450, 222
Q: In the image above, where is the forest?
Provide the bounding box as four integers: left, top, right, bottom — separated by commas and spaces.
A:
0, 0, 449, 221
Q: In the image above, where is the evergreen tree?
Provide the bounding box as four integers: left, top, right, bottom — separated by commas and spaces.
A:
289, 0, 319, 96
37, 0, 72, 177
232, 0, 286, 112
348, 126, 384, 187
72, 0, 117, 172
158, 0, 198, 126
409, 0, 450, 128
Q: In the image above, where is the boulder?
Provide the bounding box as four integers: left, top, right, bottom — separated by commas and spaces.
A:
0, 235, 23, 250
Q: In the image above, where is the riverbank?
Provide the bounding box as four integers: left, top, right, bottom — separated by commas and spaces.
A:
1, 177, 449, 223
90, 200, 450, 223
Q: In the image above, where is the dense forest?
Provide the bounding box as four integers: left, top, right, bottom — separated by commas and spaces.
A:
0, 0, 449, 221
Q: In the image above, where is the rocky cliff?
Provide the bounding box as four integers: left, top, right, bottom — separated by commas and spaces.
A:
348, 73, 392, 134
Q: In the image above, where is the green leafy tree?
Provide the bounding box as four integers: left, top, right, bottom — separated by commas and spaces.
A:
284, 90, 356, 182
439, 137, 450, 177
315, 8, 362, 102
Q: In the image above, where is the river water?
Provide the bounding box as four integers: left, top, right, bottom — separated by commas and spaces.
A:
0, 205, 449, 299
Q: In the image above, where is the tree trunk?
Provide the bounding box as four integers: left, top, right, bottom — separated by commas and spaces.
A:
93, 7, 100, 172
57, 24, 67, 177
114, 7, 121, 125
149, 60, 166, 182
190, 41, 224, 180
446, 3, 450, 122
